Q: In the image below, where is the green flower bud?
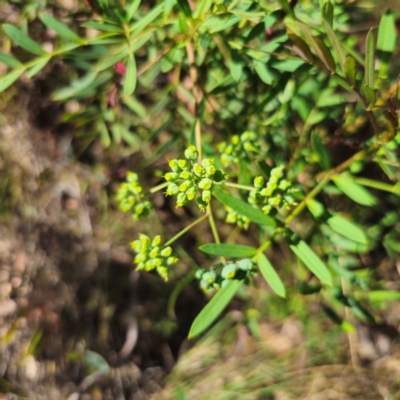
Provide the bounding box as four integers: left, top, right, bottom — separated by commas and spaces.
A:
157, 266, 169, 281
166, 183, 179, 196
139, 234, 150, 247
279, 179, 291, 191
203, 271, 217, 284
184, 145, 199, 160
136, 262, 145, 271
179, 170, 193, 180
130, 240, 140, 251
168, 159, 180, 172
126, 172, 139, 183
205, 165, 216, 177
152, 235, 162, 247
237, 259, 253, 271
153, 258, 163, 267
231, 135, 240, 145
241, 131, 256, 142
167, 256, 179, 265
217, 142, 226, 152
262, 205, 272, 214
260, 188, 273, 197
178, 159, 189, 170
226, 212, 237, 224
200, 279, 210, 291
268, 196, 282, 206
145, 260, 154, 271
253, 176, 264, 189
186, 186, 197, 201
221, 263, 237, 279
195, 268, 205, 280
243, 142, 255, 152
193, 163, 204, 176
134, 253, 146, 264
165, 172, 179, 182
224, 145, 233, 155
179, 180, 192, 192
202, 158, 214, 167
160, 246, 173, 257
198, 178, 212, 190
149, 247, 160, 258
221, 154, 231, 165
202, 190, 211, 203
176, 193, 188, 207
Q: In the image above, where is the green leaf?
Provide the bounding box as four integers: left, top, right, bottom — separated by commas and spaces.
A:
369, 290, 400, 302
98, 121, 111, 148
321, 1, 333, 27
0, 69, 24, 92
193, 0, 212, 18
126, 0, 141, 22
177, 0, 192, 17
311, 131, 331, 170
164, 0, 176, 20
257, 253, 286, 298
306, 199, 325, 218
287, 33, 313, 63
122, 95, 147, 118
0, 51, 22, 68
52, 71, 98, 101
377, 10, 396, 78
188, 279, 243, 338
290, 240, 333, 286
298, 23, 335, 71
333, 174, 378, 206
323, 20, 345, 72
344, 56, 357, 87
327, 214, 368, 244
200, 244, 257, 258
363, 84, 376, 107
130, 3, 164, 37
82, 21, 124, 33
124, 54, 137, 96
26, 56, 50, 78
365, 28, 375, 88
40, 14, 83, 43
3, 24, 47, 56
213, 186, 276, 228
230, 49, 243, 82
254, 60, 273, 85
96, 47, 129, 71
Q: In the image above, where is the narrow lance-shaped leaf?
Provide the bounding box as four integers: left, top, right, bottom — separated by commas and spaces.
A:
3, 24, 47, 56
287, 33, 314, 63
0, 69, 25, 92
163, 0, 176, 20
327, 214, 368, 244
177, 0, 192, 18
126, 0, 141, 22
333, 174, 377, 206
298, 23, 335, 72
130, 2, 164, 37
230, 49, 243, 82
377, 10, 396, 78
212, 186, 276, 227
257, 253, 286, 298
200, 243, 257, 258
124, 53, 137, 96
40, 14, 83, 43
323, 21, 345, 72
254, 60, 273, 85
27, 56, 50, 78
0, 51, 22, 68
96, 47, 129, 71
365, 28, 375, 88
344, 56, 357, 87
290, 241, 333, 286
311, 131, 331, 170
363, 84, 376, 107
321, 1, 333, 27
306, 199, 325, 218
188, 279, 243, 338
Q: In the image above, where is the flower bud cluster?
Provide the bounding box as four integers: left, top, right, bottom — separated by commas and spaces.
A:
225, 165, 297, 229
130, 234, 178, 281
116, 172, 152, 220
218, 131, 260, 166
195, 259, 257, 294
165, 145, 226, 211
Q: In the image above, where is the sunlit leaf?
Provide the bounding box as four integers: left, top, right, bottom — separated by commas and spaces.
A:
40, 14, 83, 43
311, 132, 331, 170
365, 28, 374, 88
126, 0, 141, 22
96, 47, 129, 71
290, 241, 333, 286
254, 60, 273, 84
188, 279, 243, 338
3, 24, 47, 56
323, 21, 345, 72
0, 51, 22, 68
344, 56, 357, 87
377, 10, 396, 78
257, 253, 286, 298
123, 54, 137, 96
327, 214, 368, 244
164, 0, 176, 20
82, 21, 124, 33
0, 69, 24, 92
130, 3, 164, 36
288, 33, 313, 63
200, 244, 257, 258
306, 199, 325, 219
26, 57, 50, 78
213, 186, 276, 227
363, 84, 376, 107
333, 174, 377, 206
321, 1, 333, 27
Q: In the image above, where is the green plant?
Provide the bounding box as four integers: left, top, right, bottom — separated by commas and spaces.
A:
1, 0, 399, 338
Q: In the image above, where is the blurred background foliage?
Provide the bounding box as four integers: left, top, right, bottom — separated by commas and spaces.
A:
0, 0, 399, 399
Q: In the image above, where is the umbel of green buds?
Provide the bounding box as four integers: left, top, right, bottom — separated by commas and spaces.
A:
130, 234, 179, 281
195, 258, 257, 294
225, 165, 298, 230
218, 131, 260, 166
165, 146, 227, 211
116, 172, 152, 220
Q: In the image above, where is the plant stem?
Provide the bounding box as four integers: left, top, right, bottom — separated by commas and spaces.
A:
149, 181, 169, 193
224, 182, 254, 191
207, 203, 220, 244
163, 213, 209, 247
353, 177, 399, 193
